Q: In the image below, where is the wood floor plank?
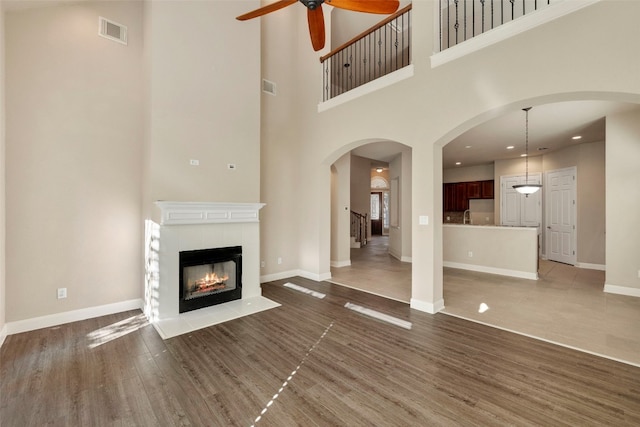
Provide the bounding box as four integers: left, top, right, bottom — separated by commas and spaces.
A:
2, 279, 639, 426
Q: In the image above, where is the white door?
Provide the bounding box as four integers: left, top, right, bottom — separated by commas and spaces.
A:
501, 176, 522, 226
500, 174, 542, 227
545, 167, 576, 265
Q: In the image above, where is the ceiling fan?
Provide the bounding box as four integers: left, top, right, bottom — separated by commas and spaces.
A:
236, 0, 400, 51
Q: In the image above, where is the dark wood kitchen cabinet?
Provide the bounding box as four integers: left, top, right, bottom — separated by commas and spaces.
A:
443, 180, 494, 211
443, 182, 469, 211
481, 180, 494, 199
466, 181, 481, 199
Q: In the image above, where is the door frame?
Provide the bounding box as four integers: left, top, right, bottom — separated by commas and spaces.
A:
544, 166, 577, 265
370, 191, 383, 235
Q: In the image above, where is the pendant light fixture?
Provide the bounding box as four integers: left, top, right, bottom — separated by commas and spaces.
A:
513, 107, 542, 196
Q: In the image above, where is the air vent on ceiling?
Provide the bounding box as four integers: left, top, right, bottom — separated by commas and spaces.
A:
99, 16, 127, 45
262, 79, 276, 96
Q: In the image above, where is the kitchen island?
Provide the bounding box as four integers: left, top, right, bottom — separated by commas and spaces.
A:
443, 224, 539, 279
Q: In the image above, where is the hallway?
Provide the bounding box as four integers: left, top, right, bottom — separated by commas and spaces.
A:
329, 236, 640, 366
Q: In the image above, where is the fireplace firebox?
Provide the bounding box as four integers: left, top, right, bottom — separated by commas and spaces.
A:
179, 246, 242, 313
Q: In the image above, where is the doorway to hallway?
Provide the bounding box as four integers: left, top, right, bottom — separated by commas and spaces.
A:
329, 235, 411, 302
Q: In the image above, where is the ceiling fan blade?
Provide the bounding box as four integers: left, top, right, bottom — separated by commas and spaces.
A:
325, 0, 400, 14
236, 0, 298, 21
307, 7, 326, 51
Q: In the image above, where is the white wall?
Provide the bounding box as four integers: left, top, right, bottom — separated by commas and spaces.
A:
144, 0, 260, 210
0, 1, 6, 341
543, 141, 606, 266
606, 108, 640, 293
259, 0, 640, 310
443, 164, 494, 183
5, 2, 144, 322
330, 153, 351, 266
444, 225, 538, 279
350, 154, 372, 234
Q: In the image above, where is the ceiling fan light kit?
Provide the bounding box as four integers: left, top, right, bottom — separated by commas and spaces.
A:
236, 0, 400, 51
513, 107, 542, 196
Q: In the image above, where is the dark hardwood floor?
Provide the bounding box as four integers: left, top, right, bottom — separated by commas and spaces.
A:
2, 278, 640, 426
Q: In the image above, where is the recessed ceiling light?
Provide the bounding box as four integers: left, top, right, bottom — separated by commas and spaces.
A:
465, 145, 472, 149
506, 146, 514, 150
376, 167, 383, 172
572, 135, 582, 140
520, 154, 527, 157
455, 162, 462, 166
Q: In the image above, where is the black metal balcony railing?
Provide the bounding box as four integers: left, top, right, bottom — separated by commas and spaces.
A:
440, 0, 555, 51
320, 4, 412, 102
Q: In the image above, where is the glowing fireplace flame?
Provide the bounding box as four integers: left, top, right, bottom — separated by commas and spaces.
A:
191, 271, 229, 294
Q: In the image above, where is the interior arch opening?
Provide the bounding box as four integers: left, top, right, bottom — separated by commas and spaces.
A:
328, 140, 412, 303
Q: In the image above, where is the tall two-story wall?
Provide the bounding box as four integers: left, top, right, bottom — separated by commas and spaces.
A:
259, 0, 640, 308
3, 0, 261, 330
5, 2, 144, 324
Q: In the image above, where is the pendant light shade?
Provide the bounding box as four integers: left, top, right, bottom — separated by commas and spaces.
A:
513, 107, 542, 196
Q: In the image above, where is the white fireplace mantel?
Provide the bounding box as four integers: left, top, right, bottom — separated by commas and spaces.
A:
147, 201, 276, 338
155, 201, 266, 225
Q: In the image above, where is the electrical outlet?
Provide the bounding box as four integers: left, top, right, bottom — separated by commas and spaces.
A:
189, 159, 199, 166
57, 288, 67, 299
261, 261, 265, 268
277, 257, 283, 265
227, 163, 236, 170
468, 251, 473, 258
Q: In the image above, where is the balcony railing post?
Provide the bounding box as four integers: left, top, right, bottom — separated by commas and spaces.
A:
440, 0, 558, 53
320, 4, 412, 102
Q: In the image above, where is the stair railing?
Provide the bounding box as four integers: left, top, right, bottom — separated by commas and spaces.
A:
350, 210, 369, 247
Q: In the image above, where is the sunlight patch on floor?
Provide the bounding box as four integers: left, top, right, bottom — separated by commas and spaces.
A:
87, 314, 148, 349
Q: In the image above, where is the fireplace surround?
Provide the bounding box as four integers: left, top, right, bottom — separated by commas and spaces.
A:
145, 202, 268, 327
179, 246, 242, 313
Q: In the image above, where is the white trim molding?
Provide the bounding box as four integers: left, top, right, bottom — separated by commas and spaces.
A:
318, 65, 414, 112
410, 298, 445, 314
576, 262, 606, 271
604, 284, 640, 298
331, 260, 352, 268
4, 298, 143, 336
260, 270, 302, 284
0, 325, 7, 348
156, 201, 265, 225
444, 261, 539, 280
299, 270, 332, 282
431, 0, 601, 68
260, 270, 332, 284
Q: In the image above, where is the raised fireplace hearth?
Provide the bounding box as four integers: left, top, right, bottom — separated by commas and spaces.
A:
179, 246, 242, 313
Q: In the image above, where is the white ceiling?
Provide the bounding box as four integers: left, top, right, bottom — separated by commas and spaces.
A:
353, 101, 639, 170
442, 100, 639, 169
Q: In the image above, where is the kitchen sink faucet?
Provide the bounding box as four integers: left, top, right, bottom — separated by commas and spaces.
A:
463, 209, 471, 224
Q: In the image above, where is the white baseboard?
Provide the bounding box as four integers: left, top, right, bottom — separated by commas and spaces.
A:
0, 324, 7, 348
330, 260, 351, 268
576, 262, 606, 271
444, 261, 538, 280
389, 250, 412, 263
260, 270, 300, 283
410, 298, 445, 314
4, 299, 144, 336
299, 270, 332, 282
260, 269, 331, 283
604, 284, 640, 298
